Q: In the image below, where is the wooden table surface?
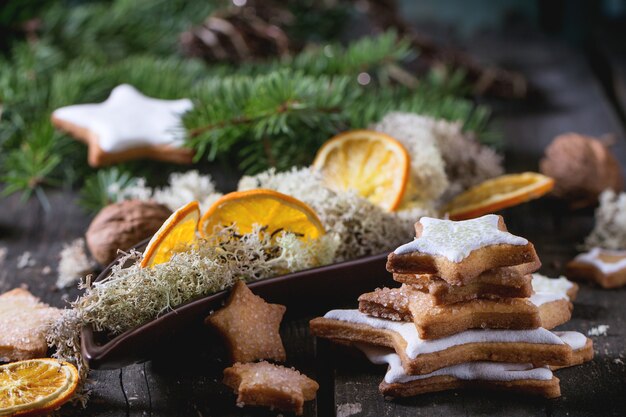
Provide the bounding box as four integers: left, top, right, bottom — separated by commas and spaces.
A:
1, 30, 625, 417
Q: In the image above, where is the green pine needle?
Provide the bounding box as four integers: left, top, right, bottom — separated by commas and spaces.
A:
79, 167, 139, 214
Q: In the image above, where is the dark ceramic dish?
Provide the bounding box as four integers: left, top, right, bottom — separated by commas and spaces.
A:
81, 239, 391, 369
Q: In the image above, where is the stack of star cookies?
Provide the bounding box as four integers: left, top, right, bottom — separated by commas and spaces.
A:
311, 214, 593, 399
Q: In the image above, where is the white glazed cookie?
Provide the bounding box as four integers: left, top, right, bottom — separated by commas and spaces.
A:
358, 344, 562, 398
360, 345, 553, 384
51, 84, 194, 167
574, 248, 626, 274
394, 215, 528, 262
322, 309, 585, 359
387, 215, 539, 284
566, 247, 626, 289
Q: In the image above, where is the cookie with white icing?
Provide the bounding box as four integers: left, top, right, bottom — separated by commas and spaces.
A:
51, 84, 194, 167
532, 273, 578, 301
566, 247, 626, 289
357, 285, 572, 339
359, 345, 562, 398
387, 215, 540, 285
310, 309, 591, 375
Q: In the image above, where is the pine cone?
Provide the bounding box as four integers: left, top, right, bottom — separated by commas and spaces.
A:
179, 2, 292, 63
540, 133, 623, 208
85, 200, 172, 265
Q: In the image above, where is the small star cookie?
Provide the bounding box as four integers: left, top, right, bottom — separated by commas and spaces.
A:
0, 288, 62, 362
205, 281, 286, 363
223, 361, 318, 416
51, 84, 194, 167
566, 247, 626, 289
387, 215, 540, 284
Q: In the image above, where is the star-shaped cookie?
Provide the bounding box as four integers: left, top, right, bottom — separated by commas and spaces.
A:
387, 215, 539, 284
223, 361, 319, 415
205, 281, 286, 363
0, 288, 61, 362
51, 84, 194, 167
566, 247, 626, 288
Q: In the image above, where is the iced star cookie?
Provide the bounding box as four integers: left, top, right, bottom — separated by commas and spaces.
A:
51, 84, 194, 167
387, 215, 539, 284
566, 248, 626, 289
361, 345, 562, 399
310, 310, 590, 375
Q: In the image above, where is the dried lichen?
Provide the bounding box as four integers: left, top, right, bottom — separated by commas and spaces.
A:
371, 112, 449, 204
117, 170, 223, 212
239, 167, 430, 261
48, 226, 337, 377
373, 112, 503, 202
585, 190, 626, 249
428, 116, 503, 199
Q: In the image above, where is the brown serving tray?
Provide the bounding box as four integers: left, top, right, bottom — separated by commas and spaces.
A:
81, 239, 391, 369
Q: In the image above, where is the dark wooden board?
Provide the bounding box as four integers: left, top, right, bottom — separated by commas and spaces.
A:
1, 30, 625, 417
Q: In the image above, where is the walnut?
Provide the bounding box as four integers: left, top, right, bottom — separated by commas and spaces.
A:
540, 133, 623, 208
85, 200, 171, 265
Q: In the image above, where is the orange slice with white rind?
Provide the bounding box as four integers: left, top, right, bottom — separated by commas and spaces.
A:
312, 130, 410, 211
443, 172, 555, 220
0, 359, 79, 417
140, 201, 200, 268
198, 189, 325, 240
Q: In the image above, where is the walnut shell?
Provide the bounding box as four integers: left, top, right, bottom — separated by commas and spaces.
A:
86, 200, 172, 265
540, 133, 623, 208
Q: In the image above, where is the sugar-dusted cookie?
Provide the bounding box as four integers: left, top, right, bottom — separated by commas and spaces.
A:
0, 288, 62, 362
360, 345, 562, 399
205, 281, 286, 363
223, 361, 318, 416
51, 84, 194, 167
387, 215, 540, 285
394, 266, 535, 306
310, 310, 590, 375
358, 285, 572, 339
566, 247, 626, 289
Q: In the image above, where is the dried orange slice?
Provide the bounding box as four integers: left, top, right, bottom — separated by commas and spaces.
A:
198, 189, 325, 239
140, 201, 200, 268
312, 130, 410, 211
443, 172, 555, 220
0, 359, 79, 417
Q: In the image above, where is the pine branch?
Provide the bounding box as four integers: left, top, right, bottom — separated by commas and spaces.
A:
184, 70, 356, 172
79, 167, 139, 213
41, 0, 217, 63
